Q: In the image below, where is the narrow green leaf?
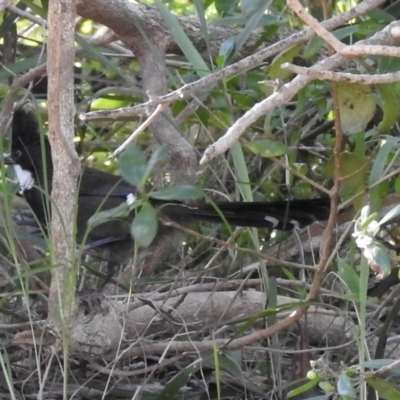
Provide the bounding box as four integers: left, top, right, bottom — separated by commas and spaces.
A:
244, 139, 288, 158
218, 38, 236, 67
319, 381, 335, 392
118, 145, 147, 188
231, 142, 253, 201
377, 84, 399, 132
193, 0, 211, 59
0, 55, 42, 82
268, 43, 302, 80
241, 0, 265, 17
143, 145, 168, 182
155, 1, 209, 77
333, 25, 360, 39
88, 202, 131, 229
75, 35, 135, 84
235, 0, 272, 59
358, 359, 400, 372
366, 376, 400, 400
337, 259, 360, 296
303, 36, 324, 60
131, 203, 158, 247
215, 0, 237, 16
227, 301, 311, 343
287, 377, 320, 398
379, 55, 400, 74
156, 358, 203, 400
369, 136, 400, 185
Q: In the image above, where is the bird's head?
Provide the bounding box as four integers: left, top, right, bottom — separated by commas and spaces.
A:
5, 104, 51, 192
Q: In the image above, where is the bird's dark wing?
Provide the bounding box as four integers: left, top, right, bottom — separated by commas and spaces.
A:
78, 166, 137, 198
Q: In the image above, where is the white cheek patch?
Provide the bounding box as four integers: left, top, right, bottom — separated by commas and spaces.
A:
13, 165, 34, 192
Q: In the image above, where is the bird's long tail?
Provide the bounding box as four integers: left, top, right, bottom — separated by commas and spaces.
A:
162, 197, 331, 230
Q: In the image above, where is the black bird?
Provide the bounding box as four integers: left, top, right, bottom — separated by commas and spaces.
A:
5, 105, 331, 280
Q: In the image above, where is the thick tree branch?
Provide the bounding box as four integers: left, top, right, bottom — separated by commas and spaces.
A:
47, 1, 80, 332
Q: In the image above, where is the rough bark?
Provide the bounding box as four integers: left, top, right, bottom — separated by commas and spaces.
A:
75, 1, 269, 59
47, 0, 80, 333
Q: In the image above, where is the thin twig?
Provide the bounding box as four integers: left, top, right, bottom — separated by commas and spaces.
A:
110, 103, 167, 157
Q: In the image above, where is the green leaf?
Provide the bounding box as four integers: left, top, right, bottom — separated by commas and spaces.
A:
131, 203, 158, 247
156, 358, 204, 400
358, 359, 399, 371
241, 0, 265, 17
215, 0, 237, 15
155, 1, 209, 77
379, 56, 400, 73
319, 381, 335, 392
326, 152, 367, 196
75, 35, 134, 84
287, 377, 320, 398
218, 37, 236, 67
303, 36, 324, 60
244, 139, 288, 158
377, 84, 399, 132
369, 136, 400, 186
268, 44, 302, 80
366, 376, 400, 400
337, 259, 360, 296
369, 7, 396, 22
118, 145, 147, 189
0, 55, 42, 82
359, 212, 378, 231
144, 145, 168, 182
337, 372, 356, 397
193, 0, 211, 61
228, 301, 311, 342
150, 185, 204, 201
88, 202, 131, 229
231, 142, 253, 201
337, 82, 376, 135
235, 0, 272, 58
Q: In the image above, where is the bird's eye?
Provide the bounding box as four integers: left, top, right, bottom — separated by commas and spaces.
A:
14, 150, 22, 160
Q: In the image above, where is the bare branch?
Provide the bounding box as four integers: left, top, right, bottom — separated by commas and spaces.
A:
80, 0, 385, 122
200, 20, 400, 165
288, 0, 400, 57
110, 103, 168, 157
282, 62, 400, 83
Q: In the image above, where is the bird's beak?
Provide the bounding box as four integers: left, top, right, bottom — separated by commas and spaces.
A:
3, 153, 14, 165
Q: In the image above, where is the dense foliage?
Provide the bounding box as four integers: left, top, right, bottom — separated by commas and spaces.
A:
1, 0, 400, 399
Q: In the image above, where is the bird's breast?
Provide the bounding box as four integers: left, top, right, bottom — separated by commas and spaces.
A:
13, 165, 35, 193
